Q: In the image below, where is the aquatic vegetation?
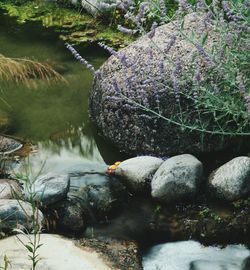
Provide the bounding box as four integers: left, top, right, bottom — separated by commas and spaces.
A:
0, 0, 134, 47
0, 54, 65, 87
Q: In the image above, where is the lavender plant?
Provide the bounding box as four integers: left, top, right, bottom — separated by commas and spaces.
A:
98, 0, 250, 137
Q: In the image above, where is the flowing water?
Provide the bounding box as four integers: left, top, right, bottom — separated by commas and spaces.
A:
0, 9, 128, 172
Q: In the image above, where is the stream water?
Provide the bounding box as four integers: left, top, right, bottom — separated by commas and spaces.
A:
0, 9, 128, 173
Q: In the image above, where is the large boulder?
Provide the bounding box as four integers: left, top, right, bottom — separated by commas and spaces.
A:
0, 234, 112, 270
89, 12, 247, 156
151, 154, 203, 203
114, 156, 163, 192
208, 157, 250, 201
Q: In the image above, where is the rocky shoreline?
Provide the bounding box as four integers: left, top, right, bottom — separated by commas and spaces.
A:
0, 135, 250, 269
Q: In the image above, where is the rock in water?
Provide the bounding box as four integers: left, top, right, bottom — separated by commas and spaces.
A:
142, 241, 250, 270
151, 154, 203, 203
0, 135, 22, 154
114, 156, 163, 192
208, 156, 250, 201
0, 234, 112, 270
24, 173, 70, 205
0, 199, 44, 231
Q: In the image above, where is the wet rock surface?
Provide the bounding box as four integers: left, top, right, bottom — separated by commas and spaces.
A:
49, 167, 127, 231
208, 157, 250, 201
151, 154, 203, 203
0, 199, 44, 231
114, 156, 163, 192
24, 173, 70, 205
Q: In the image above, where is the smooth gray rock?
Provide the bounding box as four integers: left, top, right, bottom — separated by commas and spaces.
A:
25, 173, 70, 205
208, 157, 250, 201
0, 135, 22, 154
0, 234, 112, 270
0, 199, 43, 230
151, 154, 203, 203
114, 156, 163, 192
0, 179, 23, 199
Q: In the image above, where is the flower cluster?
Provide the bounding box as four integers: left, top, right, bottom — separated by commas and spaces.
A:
78, 0, 250, 138
66, 43, 95, 72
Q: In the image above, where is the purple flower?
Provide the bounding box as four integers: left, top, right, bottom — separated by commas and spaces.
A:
148, 22, 158, 39
194, 43, 215, 67
177, 0, 193, 15
66, 44, 95, 72
159, 0, 167, 18
171, 57, 182, 102
222, 1, 242, 23
164, 34, 177, 54
98, 42, 117, 55
117, 25, 137, 35
196, 0, 206, 12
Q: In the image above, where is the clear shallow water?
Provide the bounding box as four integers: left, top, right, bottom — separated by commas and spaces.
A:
0, 9, 128, 171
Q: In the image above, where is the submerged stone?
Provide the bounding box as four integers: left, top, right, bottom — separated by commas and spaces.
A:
49, 166, 127, 231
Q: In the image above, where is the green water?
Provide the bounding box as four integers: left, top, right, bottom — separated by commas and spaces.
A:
0, 10, 126, 169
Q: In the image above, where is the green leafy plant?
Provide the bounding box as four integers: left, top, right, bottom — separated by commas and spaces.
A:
0, 160, 45, 270
0, 255, 11, 270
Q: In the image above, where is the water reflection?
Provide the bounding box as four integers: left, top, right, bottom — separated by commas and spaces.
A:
0, 9, 126, 166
